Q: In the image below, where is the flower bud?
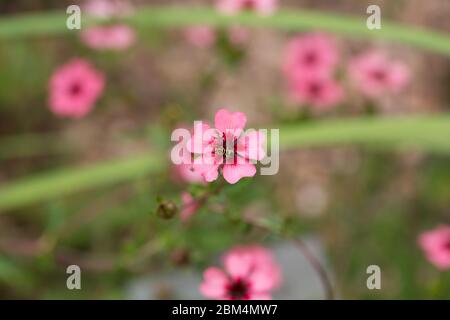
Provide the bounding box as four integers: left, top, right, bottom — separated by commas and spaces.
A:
156, 200, 178, 219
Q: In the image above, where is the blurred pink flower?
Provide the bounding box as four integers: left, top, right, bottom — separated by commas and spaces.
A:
185, 26, 216, 48
186, 109, 265, 184
284, 33, 339, 79
418, 225, 450, 270
180, 192, 200, 221
289, 74, 344, 109
217, 0, 278, 16
81, 24, 136, 51
84, 0, 132, 19
200, 245, 282, 300
348, 51, 410, 98
49, 59, 105, 119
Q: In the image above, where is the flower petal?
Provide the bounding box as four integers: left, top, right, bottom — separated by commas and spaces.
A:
237, 130, 266, 161
222, 163, 256, 184
214, 108, 247, 136
199, 267, 230, 299
223, 250, 253, 279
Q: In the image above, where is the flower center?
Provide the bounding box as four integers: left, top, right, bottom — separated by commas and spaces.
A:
226, 278, 249, 300
443, 239, 450, 251
242, 0, 255, 10
303, 52, 317, 65
216, 133, 238, 164
69, 82, 82, 96
308, 82, 322, 96
371, 69, 387, 82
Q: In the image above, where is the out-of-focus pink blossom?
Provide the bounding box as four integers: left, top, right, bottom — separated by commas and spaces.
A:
185, 26, 216, 48
81, 24, 136, 51
418, 225, 450, 270
217, 0, 278, 16
180, 192, 200, 221
200, 245, 282, 300
186, 109, 265, 184
348, 51, 410, 98
84, 0, 133, 19
284, 33, 339, 79
289, 74, 344, 109
49, 59, 105, 119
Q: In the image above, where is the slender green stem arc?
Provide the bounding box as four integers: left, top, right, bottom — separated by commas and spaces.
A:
0, 7, 450, 56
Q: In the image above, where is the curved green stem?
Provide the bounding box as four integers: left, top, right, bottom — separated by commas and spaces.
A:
0, 7, 450, 56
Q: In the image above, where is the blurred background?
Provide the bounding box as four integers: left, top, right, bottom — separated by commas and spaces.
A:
0, 0, 449, 299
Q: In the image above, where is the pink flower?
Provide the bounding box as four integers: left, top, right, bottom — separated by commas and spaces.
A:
186, 109, 266, 184
49, 59, 105, 119
185, 26, 216, 48
200, 245, 282, 300
348, 51, 410, 98
81, 24, 136, 51
284, 33, 339, 79
180, 192, 200, 221
217, 0, 277, 16
418, 225, 450, 270
289, 74, 344, 109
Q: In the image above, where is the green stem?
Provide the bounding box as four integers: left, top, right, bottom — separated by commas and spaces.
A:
0, 7, 450, 56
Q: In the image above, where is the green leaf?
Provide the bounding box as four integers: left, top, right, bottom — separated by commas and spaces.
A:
0, 7, 449, 56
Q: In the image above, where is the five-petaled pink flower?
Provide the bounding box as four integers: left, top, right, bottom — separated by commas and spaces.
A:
284, 33, 339, 79
81, 24, 136, 51
289, 74, 344, 109
49, 59, 105, 119
348, 51, 410, 98
418, 225, 450, 270
217, 0, 278, 16
187, 109, 265, 184
200, 245, 282, 300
